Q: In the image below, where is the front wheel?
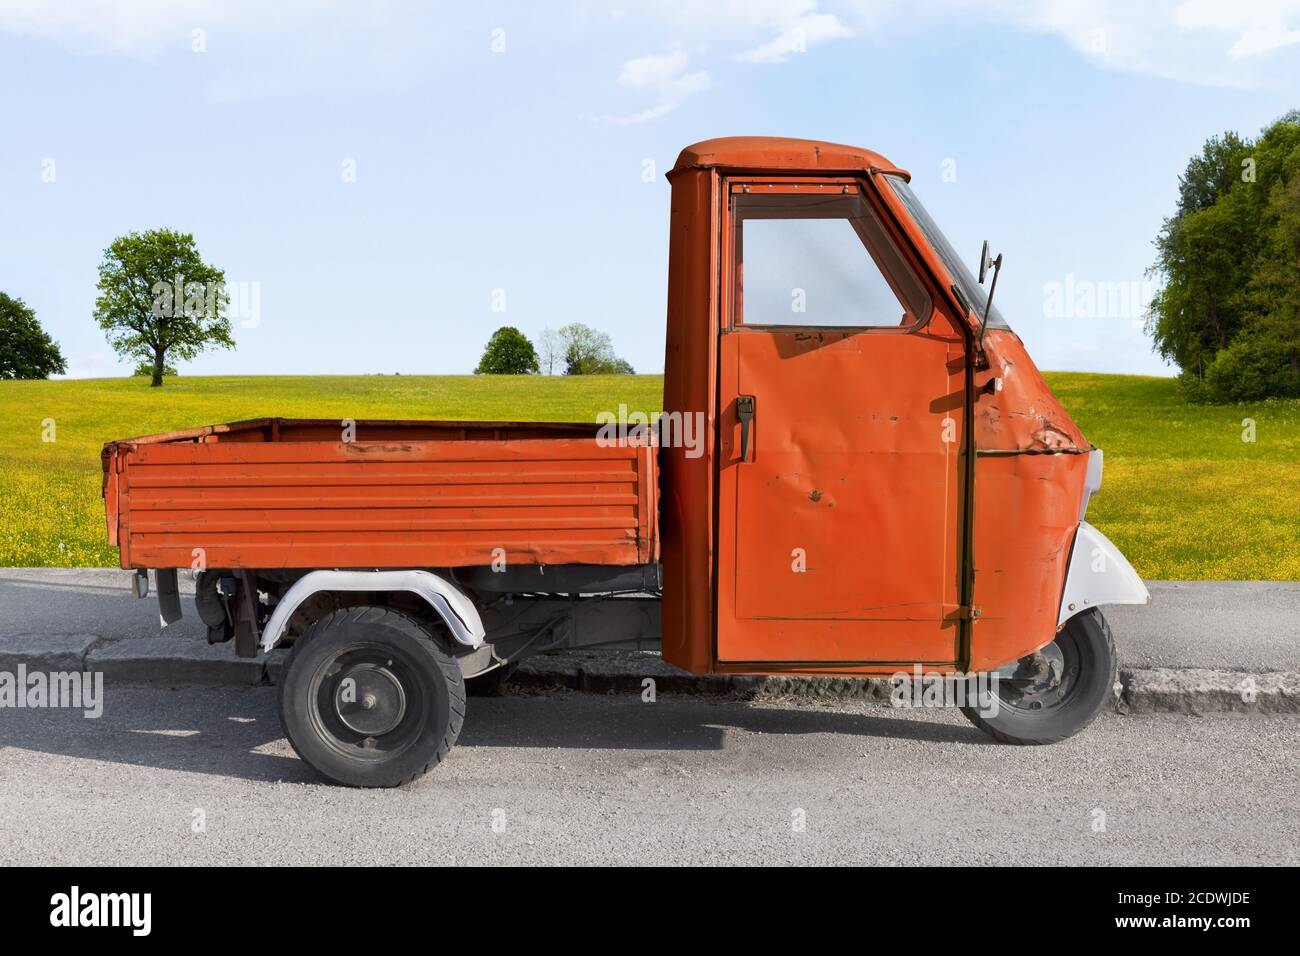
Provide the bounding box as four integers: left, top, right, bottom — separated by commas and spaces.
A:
962, 607, 1116, 745
279, 606, 466, 786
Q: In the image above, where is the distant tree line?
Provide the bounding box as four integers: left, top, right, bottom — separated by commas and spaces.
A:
1148, 111, 1300, 402
476, 323, 634, 375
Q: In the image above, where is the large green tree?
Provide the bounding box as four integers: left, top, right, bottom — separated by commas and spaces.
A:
475, 326, 539, 374
1148, 113, 1300, 400
94, 229, 233, 387
0, 292, 67, 379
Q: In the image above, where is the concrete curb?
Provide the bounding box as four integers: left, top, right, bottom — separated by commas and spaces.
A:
0, 639, 1296, 715
1118, 667, 1300, 715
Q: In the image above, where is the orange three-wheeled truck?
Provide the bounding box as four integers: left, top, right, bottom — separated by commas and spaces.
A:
102, 138, 1150, 786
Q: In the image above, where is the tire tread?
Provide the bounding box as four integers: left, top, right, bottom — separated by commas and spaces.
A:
961, 608, 1117, 745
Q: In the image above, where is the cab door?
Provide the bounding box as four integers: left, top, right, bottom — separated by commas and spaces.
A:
715, 179, 966, 665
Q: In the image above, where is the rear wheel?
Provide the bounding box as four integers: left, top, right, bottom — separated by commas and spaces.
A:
962, 607, 1116, 745
278, 606, 465, 787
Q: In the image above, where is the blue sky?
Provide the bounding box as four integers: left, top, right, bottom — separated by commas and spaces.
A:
3, 0, 1300, 378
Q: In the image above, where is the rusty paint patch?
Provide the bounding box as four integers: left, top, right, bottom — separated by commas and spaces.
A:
808, 489, 823, 502
345, 443, 414, 455
1027, 422, 1075, 450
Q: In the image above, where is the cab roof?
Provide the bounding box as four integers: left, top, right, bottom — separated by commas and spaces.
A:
670, 136, 909, 180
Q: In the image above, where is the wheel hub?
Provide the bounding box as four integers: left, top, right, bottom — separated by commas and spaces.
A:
997, 643, 1069, 709
334, 662, 407, 736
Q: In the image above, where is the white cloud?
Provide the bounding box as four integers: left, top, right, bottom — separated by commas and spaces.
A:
607, 49, 712, 124
0, 0, 430, 102
8, 0, 1299, 105
1176, 0, 1300, 58
885, 0, 1300, 88
619, 49, 692, 89
0, 0, 367, 57
592, 0, 1298, 103
584, 1, 852, 122
1228, 26, 1300, 57
736, 12, 854, 63
584, 0, 854, 64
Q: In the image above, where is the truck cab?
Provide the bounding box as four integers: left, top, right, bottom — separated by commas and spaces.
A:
660, 137, 1145, 679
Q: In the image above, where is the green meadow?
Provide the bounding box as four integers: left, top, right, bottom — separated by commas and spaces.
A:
0, 373, 1295, 578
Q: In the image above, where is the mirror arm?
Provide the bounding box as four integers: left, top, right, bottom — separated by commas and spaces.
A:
977, 253, 1003, 351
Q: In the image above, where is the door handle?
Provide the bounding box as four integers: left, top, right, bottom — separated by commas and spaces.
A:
736, 395, 755, 462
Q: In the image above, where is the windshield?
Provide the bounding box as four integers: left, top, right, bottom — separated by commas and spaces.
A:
884, 175, 1010, 331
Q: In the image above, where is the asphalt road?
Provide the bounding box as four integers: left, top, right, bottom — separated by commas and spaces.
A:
3, 569, 1298, 671
0, 686, 1296, 866
1105, 581, 1300, 671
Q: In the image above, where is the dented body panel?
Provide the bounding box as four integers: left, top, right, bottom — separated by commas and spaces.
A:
974, 330, 1087, 453
968, 450, 1088, 670
965, 329, 1094, 669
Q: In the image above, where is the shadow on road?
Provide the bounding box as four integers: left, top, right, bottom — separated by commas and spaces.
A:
462, 693, 986, 750
0, 687, 310, 784
0, 685, 988, 785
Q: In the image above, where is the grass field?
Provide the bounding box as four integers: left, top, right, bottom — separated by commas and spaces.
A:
1, 373, 1295, 578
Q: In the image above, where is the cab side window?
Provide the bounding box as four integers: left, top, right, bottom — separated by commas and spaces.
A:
733, 189, 931, 329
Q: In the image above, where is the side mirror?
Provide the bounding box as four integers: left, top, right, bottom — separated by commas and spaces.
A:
975, 239, 1003, 350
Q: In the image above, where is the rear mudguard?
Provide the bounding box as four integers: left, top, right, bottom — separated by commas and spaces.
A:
1058, 521, 1150, 626
259, 569, 485, 653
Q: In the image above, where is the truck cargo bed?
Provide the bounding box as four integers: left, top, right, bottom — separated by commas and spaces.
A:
102, 418, 659, 570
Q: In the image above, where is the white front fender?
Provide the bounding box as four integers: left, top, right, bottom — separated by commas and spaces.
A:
259, 570, 485, 653
1058, 521, 1150, 626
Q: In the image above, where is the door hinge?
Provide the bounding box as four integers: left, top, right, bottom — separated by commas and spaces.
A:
958, 605, 982, 621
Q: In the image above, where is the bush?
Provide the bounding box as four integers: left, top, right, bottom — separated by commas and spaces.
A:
133, 361, 178, 378
1175, 372, 1211, 404
1204, 335, 1300, 402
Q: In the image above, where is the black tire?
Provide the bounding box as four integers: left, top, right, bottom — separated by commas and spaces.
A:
962, 607, 1116, 745
278, 606, 466, 787
466, 661, 518, 697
